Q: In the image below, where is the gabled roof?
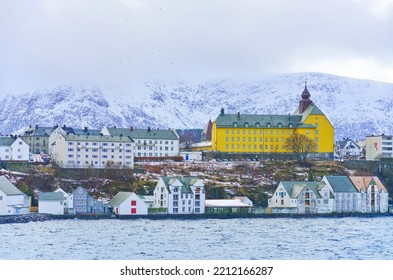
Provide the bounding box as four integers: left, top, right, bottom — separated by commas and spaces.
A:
349, 176, 387, 192
106, 127, 178, 140
0, 176, 24, 195
214, 113, 302, 128
72, 128, 102, 136
24, 126, 55, 136
280, 181, 324, 198
324, 176, 358, 192
108, 192, 134, 207
160, 176, 201, 194
337, 139, 360, 149
39, 192, 64, 201
0, 137, 16, 146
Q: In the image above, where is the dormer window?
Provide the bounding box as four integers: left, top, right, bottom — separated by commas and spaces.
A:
233, 122, 238, 127
277, 123, 282, 128
289, 123, 293, 128
244, 122, 249, 128
255, 122, 260, 128
267, 123, 271, 128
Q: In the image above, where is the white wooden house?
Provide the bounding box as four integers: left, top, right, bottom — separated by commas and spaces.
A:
38, 192, 64, 215
0, 136, 30, 161
0, 176, 31, 215
153, 176, 205, 214
108, 192, 148, 215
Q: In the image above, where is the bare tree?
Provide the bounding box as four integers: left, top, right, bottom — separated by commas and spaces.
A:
285, 129, 317, 162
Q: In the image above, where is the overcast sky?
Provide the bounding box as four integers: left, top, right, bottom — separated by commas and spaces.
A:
1, 0, 393, 93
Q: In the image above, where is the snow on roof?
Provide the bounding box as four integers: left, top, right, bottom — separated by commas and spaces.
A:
205, 198, 252, 208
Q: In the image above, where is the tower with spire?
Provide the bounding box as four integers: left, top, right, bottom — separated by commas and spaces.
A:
298, 82, 313, 114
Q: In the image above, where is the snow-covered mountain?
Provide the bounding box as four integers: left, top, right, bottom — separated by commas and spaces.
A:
0, 72, 392, 141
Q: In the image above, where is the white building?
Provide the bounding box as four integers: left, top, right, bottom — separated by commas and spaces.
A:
20, 125, 55, 154
108, 192, 148, 215
335, 138, 363, 160
38, 192, 64, 215
54, 187, 73, 214
322, 176, 360, 213
180, 151, 203, 161
153, 176, 205, 214
349, 176, 389, 213
0, 136, 30, 161
365, 134, 393, 160
205, 197, 254, 214
268, 181, 334, 214
101, 127, 180, 160
53, 133, 134, 168
0, 176, 31, 215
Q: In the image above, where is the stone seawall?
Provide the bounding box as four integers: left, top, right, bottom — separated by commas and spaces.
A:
0, 213, 53, 224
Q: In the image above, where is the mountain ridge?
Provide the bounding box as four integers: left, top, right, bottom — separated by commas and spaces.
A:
1, 72, 392, 141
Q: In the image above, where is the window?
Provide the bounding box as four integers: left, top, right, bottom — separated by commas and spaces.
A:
131, 208, 137, 214
0, 196, 2, 200
131, 200, 137, 206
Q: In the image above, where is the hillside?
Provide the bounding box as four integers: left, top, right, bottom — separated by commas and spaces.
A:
2, 160, 385, 208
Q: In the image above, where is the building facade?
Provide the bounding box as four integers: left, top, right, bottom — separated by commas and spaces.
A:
108, 192, 148, 215
153, 176, 205, 214
365, 134, 393, 160
0, 176, 31, 215
268, 181, 334, 214
0, 136, 30, 161
71, 186, 108, 214
38, 192, 64, 215
20, 125, 55, 154
53, 134, 134, 168
101, 127, 179, 160
209, 84, 334, 160
335, 138, 363, 160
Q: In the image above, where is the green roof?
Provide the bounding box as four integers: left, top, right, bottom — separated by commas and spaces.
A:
215, 113, 303, 128
63, 134, 133, 143
280, 181, 325, 198
106, 128, 178, 140
39, 192, 64, 201
108, 192, 134, 207
161, 176, 201, 193
0, 176, 24, 195
325, 176, 358, 192
0, 137, 16, 146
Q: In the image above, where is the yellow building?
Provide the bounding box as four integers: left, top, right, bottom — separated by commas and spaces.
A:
210, 83, 334, 160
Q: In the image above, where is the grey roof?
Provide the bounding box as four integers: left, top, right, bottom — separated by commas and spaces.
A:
215, 113, 303, 128
161, 176, 200, 193
72, 128, 102, 136
337, 139, 360, 149
108, 192, 133, 207
280, 181, 324, 198
39, 192, 64, 201
24, 126, 55, 136
63, 134, 133, 143
0, 176, 24, 195
325, 176, 358, 192
106, 128, 178, 140
0, 137, 16, 146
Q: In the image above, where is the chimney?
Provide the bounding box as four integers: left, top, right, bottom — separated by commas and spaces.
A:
130, 127, 134, 132
148, 127, 151, 132
237, 112, 240, 120
84, 127, 88, 132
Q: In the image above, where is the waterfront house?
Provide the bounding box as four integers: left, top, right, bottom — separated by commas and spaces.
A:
0, 176, 31, 215
153, 176, 206, 214
38, 192, 64, 215
0, 136, 30, 161
205, 197, 254, 214
54, 187, 73, 214
71, 186, 108, 214
322, 176, 360, 213
349, 176, 389, 213
268, 181, 334, 214
108, 192, 148, 215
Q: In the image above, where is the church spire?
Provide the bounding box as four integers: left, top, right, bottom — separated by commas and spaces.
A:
298, 82, 313, 114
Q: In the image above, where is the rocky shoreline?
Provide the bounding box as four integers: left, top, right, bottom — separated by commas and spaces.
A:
0, 213, 53, 224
